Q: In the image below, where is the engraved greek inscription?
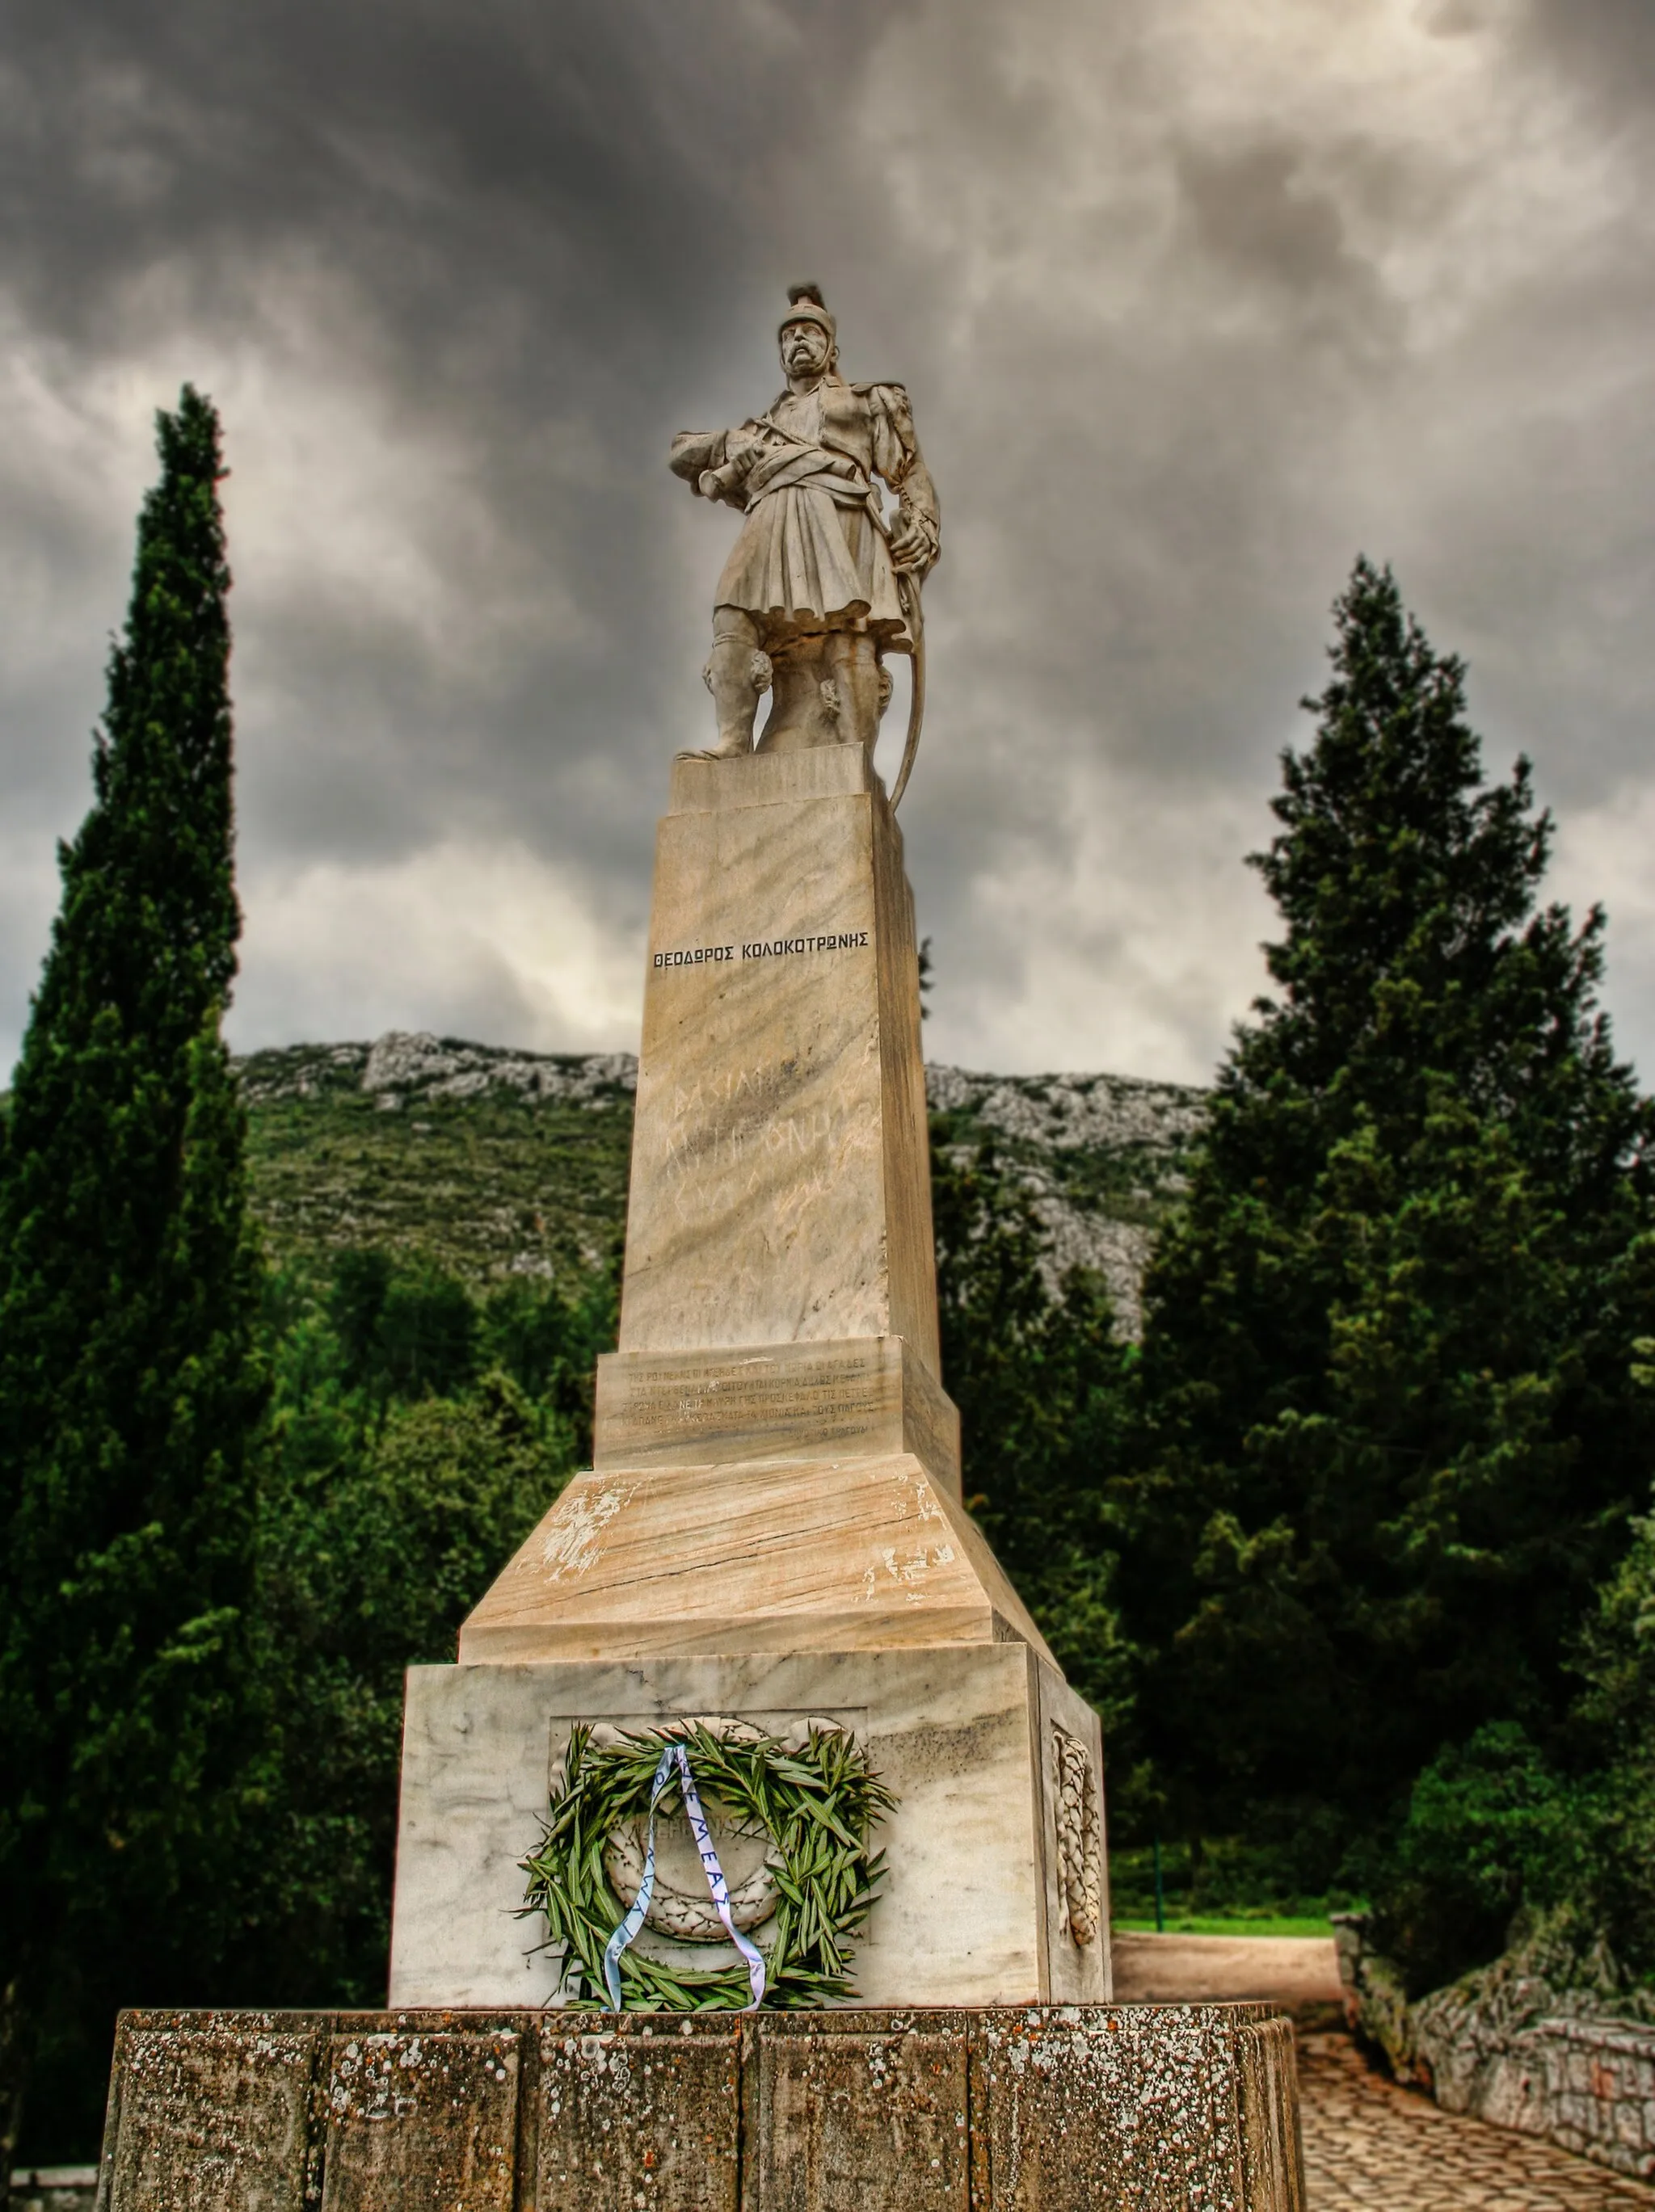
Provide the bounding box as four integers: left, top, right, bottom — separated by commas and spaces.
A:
605, 1348, 894, 1460
773, 1166, 835, 1231
763, 1108, 836, 1156
739, 931, 870, 961
651, 930, 868, 974
653, 944, 735, 969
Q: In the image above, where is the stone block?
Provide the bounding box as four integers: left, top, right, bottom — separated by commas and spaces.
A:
1234, 2017, 1306, 2212
592, 1335, 961, 1496
973, 2006, 1285, 2211
454, 1451, 1047, 1665
318, 2026, 519, 2210
619, 746, 935, 1366
537, 2019, 741, 2212
387, 1646, 1106, 2012
745, 2013, 968, 2212
102, 2014, 318, 2212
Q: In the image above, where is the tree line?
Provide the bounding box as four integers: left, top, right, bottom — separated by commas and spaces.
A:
4, 393, 1654, 2172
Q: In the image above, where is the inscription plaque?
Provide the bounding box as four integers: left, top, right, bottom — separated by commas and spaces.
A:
593, 1336, 961, 1494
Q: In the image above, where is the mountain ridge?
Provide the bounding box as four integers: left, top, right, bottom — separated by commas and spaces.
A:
238, 1032, 1208, 1334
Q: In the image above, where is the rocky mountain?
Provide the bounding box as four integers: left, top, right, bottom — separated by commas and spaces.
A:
239, 1032, 1208, 1334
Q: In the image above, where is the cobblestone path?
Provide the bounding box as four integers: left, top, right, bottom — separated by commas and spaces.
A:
1299, 2033, 1655, 2210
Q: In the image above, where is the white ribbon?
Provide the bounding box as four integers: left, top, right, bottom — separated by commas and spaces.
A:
601, 1742, 768, 2011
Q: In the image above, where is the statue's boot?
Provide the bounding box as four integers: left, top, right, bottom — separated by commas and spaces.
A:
681, 622, 771, 761
823, 630, 883, 752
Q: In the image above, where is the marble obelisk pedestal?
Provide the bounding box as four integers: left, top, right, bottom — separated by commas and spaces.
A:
386, 744, 1111, 2010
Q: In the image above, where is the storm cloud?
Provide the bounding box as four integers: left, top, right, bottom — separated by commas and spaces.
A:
3, 0, 1653, 1084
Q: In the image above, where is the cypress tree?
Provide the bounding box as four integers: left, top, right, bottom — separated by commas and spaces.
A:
1116, 559, 1655, 1874
0, 389, 265, 2162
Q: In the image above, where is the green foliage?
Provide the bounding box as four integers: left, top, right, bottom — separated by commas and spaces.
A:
1115, 558, 1655, 1884
932, 1133, 1135, 1732
478, 1265, 618, 1465
1565, 1496, 1655, 1984
522, 1722, 895, 2010
1363, 1724, 1576, 1995
328, 1247, 480, 1400
1393, 1482, 1655, 2000
0, 391, 267, 2161
1358, 1474, 1655, 2001
239, 1256, 583, 2006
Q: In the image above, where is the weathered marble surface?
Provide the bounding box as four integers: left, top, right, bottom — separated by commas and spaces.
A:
389, 1646, 1102, 2012
98, 2004, 1304, 2212
457, 1449, 1044, 1664
593, 1335, 960, 1494
619, 746, 936, 1366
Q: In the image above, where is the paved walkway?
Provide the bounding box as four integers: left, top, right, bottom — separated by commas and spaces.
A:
1298, 2030, 1655, 2210
1113, 1933, 1655, 2206
1112, 1929, 1344, 2012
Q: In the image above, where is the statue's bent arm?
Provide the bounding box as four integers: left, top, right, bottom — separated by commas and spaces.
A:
668, 429, 724, 482
672, 423, 789, 512
865, 383, 940, 574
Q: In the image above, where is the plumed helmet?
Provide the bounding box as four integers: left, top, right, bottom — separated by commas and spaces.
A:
779, 282, 836, 342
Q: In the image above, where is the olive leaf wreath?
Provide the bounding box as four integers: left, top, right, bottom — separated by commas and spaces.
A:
520, 1718, 896, 2010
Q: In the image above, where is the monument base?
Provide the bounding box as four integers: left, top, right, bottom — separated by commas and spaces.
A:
98, 2003, 1305, 2210
388, 1646, 1107, 2012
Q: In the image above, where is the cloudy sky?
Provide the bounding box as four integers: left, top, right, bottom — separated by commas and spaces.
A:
2, 0, 1653, 1087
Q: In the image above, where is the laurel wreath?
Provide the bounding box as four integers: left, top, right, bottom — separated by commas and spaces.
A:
520, 1718, 896, 2010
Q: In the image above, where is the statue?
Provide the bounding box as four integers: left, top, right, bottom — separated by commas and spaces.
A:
669, 284, 940, 791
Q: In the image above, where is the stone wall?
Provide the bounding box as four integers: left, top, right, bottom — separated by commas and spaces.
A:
1333, 1911, 1655, 2181
94, 2003, 1304, 2210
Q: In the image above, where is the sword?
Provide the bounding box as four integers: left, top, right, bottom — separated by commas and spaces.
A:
889, 566, 926, 812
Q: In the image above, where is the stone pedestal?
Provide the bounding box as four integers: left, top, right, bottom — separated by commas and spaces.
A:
388, 743, 1114, 2014
616, 746, 938, 1361
389, 1647, 1102, 2011
97, 2006, 1307, 2212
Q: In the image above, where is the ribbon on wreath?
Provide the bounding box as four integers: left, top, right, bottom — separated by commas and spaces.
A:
601, 1742, 768, 2011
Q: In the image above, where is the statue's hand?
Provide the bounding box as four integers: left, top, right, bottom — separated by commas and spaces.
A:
888, 516, 933, 574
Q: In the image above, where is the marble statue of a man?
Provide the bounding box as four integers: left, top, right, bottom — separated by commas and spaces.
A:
669, 284, 940, 760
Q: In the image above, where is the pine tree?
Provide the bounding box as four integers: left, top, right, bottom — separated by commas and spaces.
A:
933, 1135, 1135, 1728
0, 389, 266, 2163
1116, 559, 1655, 1873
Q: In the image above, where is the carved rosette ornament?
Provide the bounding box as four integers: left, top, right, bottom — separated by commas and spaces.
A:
1052, 1724, 1102, 1946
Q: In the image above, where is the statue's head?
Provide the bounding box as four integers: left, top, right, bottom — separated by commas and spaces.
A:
779, 282, 836, 378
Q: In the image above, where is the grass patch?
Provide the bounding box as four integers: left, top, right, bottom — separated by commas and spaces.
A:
1112, 1916, 1337, 1939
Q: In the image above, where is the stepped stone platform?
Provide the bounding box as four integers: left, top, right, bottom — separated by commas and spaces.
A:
95, 2003, 1303, 2210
